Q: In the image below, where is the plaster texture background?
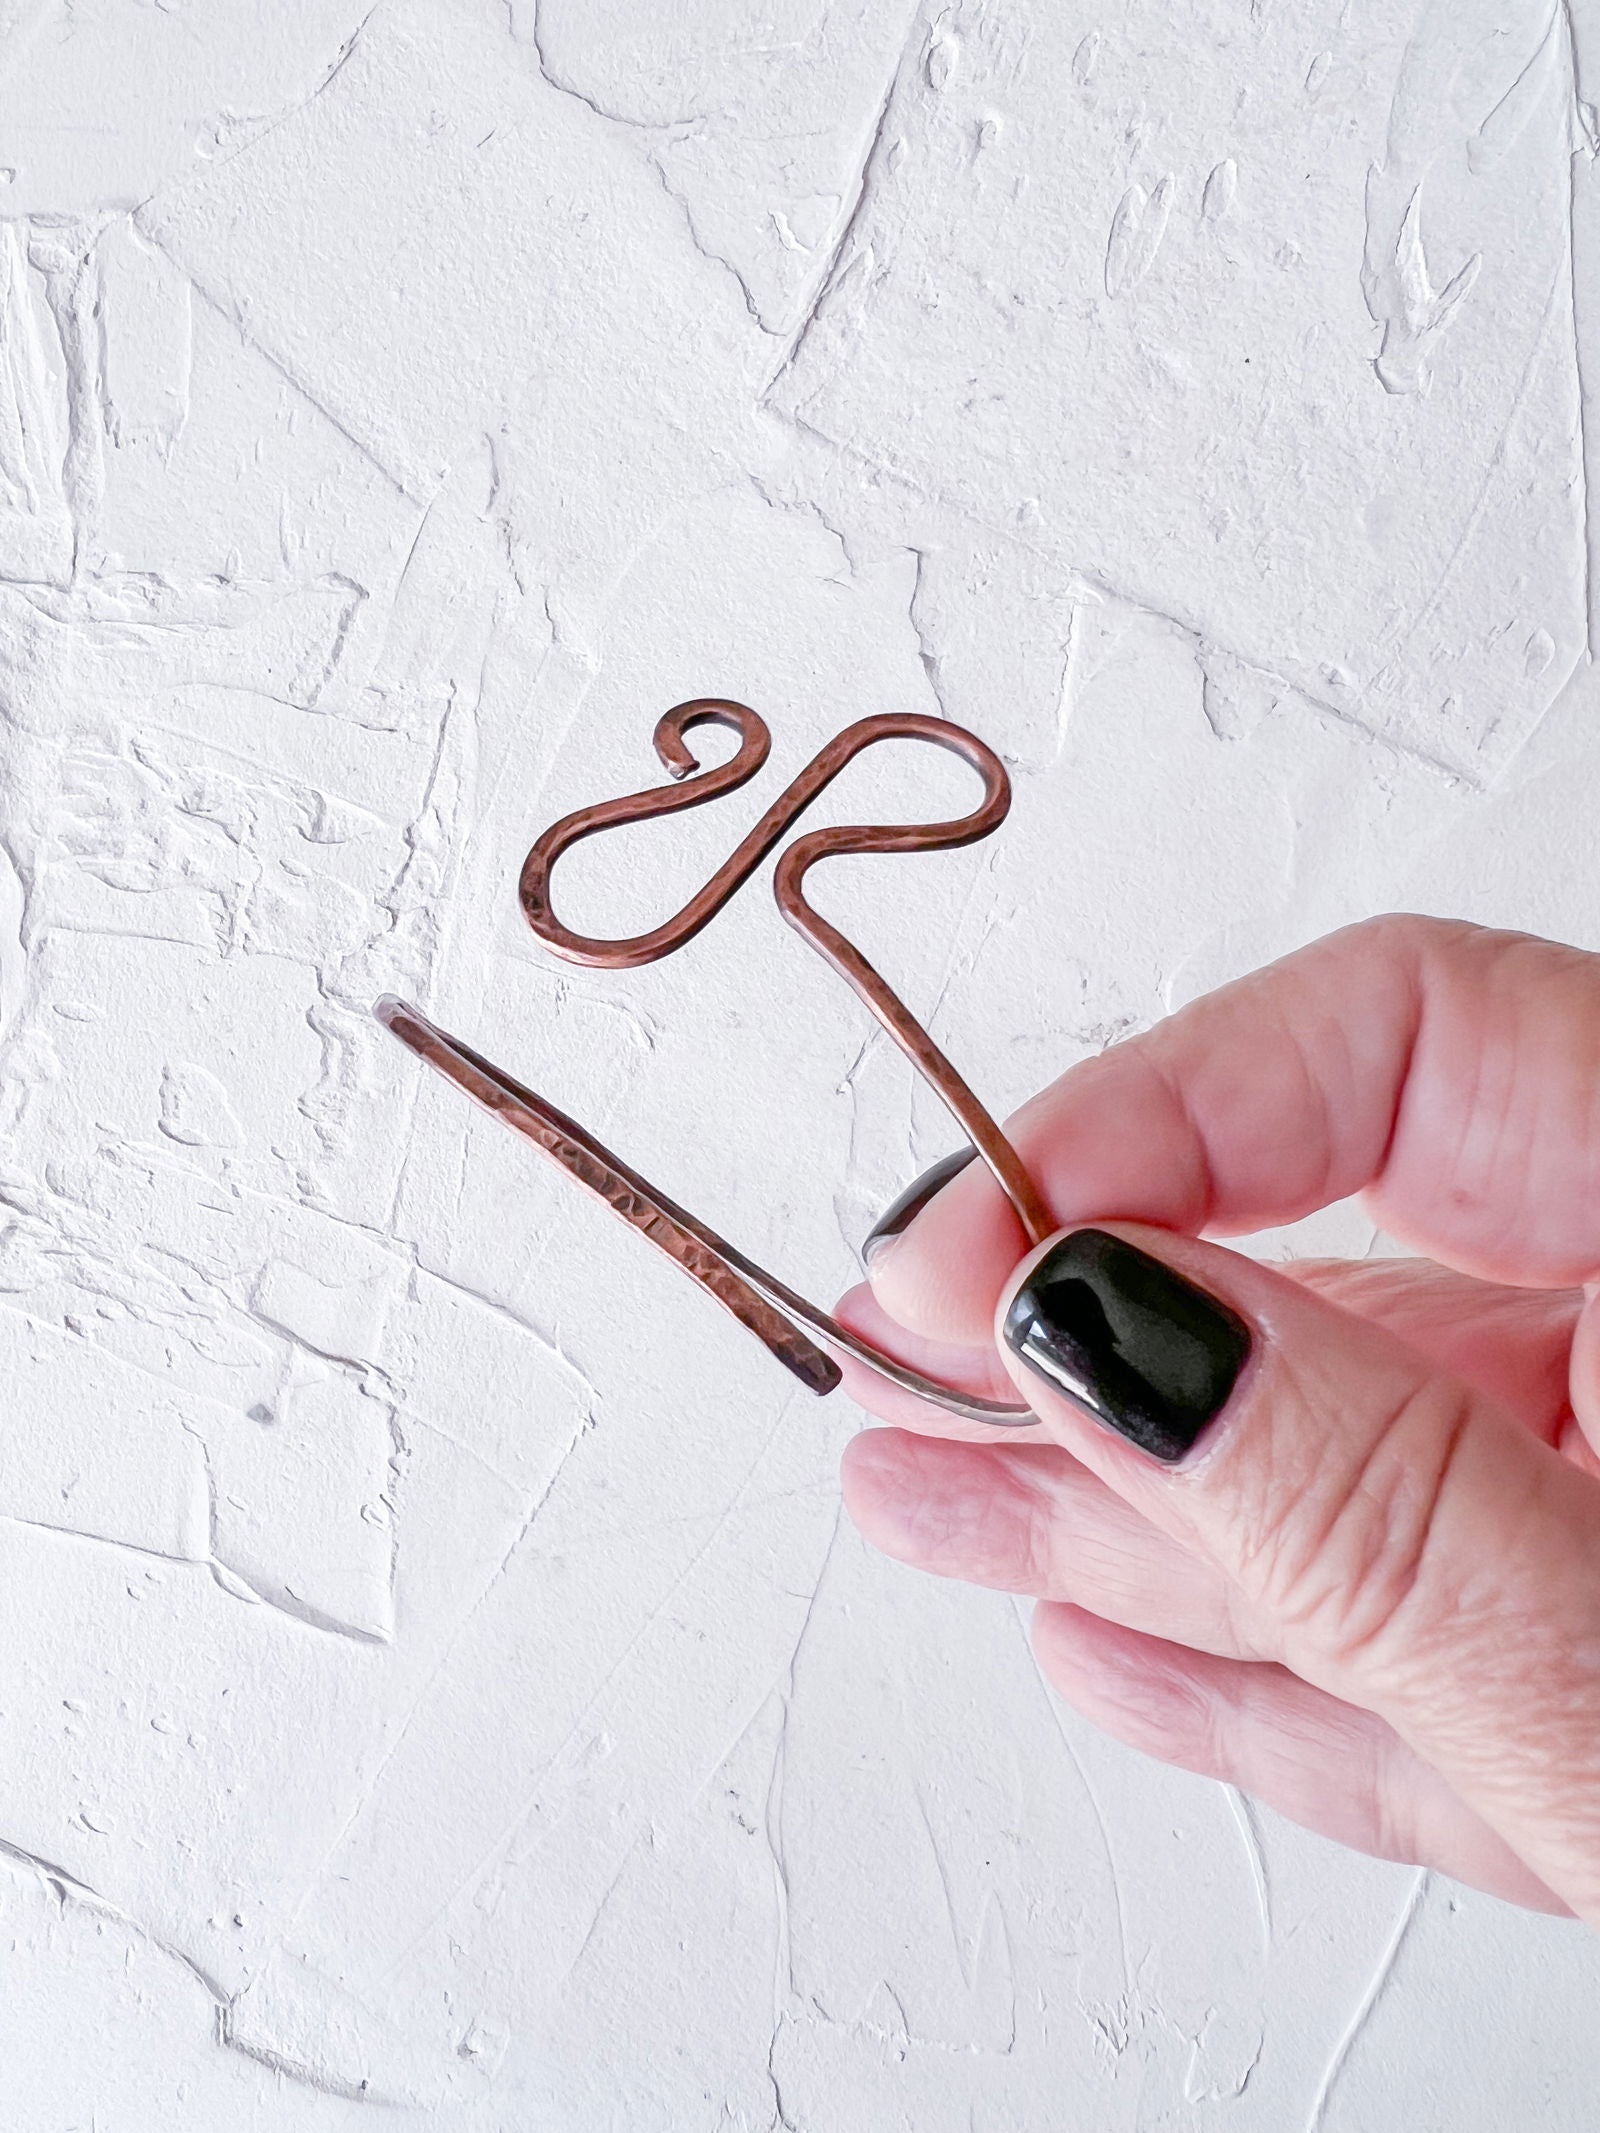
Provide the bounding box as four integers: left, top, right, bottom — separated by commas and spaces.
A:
1, 0, 1599, 2125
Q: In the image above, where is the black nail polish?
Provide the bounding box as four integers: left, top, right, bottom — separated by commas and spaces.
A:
1002, 1229, 1251, 1463
862, 1148, 977, 1266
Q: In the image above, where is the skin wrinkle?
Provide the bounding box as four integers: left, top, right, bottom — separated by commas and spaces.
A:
1328, 915, 1423, 1220
1442, 951, 1521, 1232
1034, 1611, 1568, 1913
1378, 926, 1590, 1277
1580, 1040, 1600, 1224
848, 1252, 1594, 1670
900, 919, 1600, 1320
873, 917, 1447, 1345
1135, 1044, 1221, 1234
1220, 929, 1400, 1221
1361, 1727, 1430, 1878
1289, 1256, 1583, 1446
7, 0, 1599, 2109
852, 917, 1600, 1929
1301, 995, 1358, 1216
1035, 1466, 1216, 1632
1289, 1377, 1480, 1677
1214, 1265, 1598, 1758
1026, 1453, 1197, 1625
868, 1423, 1246, 1655
1385, 1463, 1596, 1735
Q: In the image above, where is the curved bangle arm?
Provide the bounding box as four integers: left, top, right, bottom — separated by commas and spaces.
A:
383, 701, 1047, 1428
377, 996, 1037, 1428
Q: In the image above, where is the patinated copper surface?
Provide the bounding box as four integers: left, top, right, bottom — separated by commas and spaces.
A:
374, 997, 841, 1395
520, 700, 1054, 1246
380, 701, 1044, 1427
377, 996, 1034, 1426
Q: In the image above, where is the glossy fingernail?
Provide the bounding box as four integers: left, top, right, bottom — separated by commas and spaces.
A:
862, 1147, 976, 1267
1002, 1229, 1251, 1464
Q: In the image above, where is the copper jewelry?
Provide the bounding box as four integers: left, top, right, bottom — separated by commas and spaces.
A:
377, 700, 1045, 1426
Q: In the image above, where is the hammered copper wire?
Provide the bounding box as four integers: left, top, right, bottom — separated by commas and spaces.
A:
373, 996, 841, 1396
374, 996, 1035, 1426
380, 700, 1045, 1427
520, 700, 1054, 1247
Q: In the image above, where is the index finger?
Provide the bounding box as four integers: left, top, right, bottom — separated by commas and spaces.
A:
871, 915, 1600, 1345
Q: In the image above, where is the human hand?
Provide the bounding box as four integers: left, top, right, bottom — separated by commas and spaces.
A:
836, 916, 1600, 1923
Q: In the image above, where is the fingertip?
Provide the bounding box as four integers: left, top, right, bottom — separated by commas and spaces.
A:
839, 1426, 933, 1554
1031, 1597, 1113, 1672
832, 1279, 1034, 1438
860, 1147, 978, 1272
839, 1424, 912, 1495
840, 1427, 1040, 1585
864, 1159, 1027, 1347
861, 1216, 934, 1327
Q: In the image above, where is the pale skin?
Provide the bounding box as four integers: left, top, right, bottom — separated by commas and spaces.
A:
835, 915, 1600, 1924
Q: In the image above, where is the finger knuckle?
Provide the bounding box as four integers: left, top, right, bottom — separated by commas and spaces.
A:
1348, 910, 1460, 961
927, 1479, 1037, 1588
1083, 1645, 1226, 1776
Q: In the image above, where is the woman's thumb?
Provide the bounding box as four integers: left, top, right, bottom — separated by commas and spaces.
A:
995, 1223, 1600, 1923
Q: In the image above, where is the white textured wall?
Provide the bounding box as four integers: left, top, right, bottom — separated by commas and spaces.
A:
2, 1, 1598, 2125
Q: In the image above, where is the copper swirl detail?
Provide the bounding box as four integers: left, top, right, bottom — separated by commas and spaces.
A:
520, 700, 1053, 1250
378, 700, 1047, 1427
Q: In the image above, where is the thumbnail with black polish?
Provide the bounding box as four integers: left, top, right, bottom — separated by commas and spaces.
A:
1002, 1228, 1251, 1463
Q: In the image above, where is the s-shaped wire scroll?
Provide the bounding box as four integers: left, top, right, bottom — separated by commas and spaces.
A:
377, 700, 1048, 1426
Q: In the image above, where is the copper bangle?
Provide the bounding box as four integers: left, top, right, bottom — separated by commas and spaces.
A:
379, 701, 1045, 1426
